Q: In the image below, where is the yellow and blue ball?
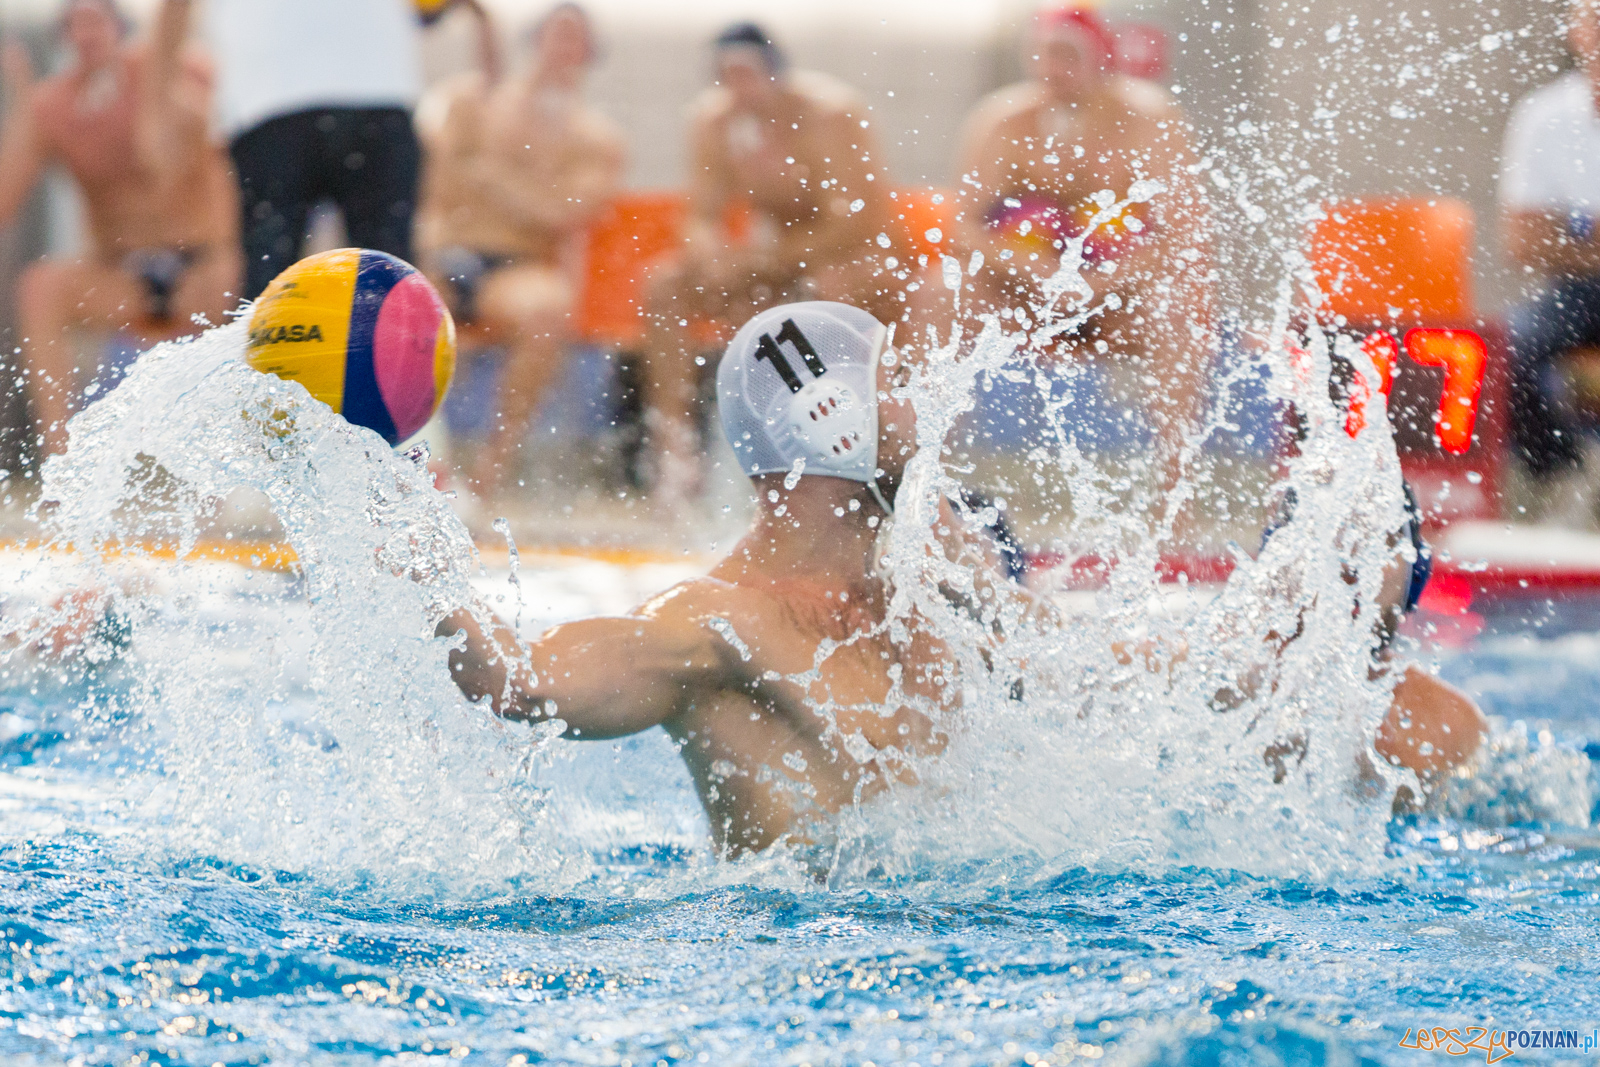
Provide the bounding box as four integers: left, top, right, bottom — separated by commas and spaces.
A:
245, 249, 456, 446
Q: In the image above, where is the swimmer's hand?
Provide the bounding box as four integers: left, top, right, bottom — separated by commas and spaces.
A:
436, 585, 733, 741
1374, 666, 1487, 780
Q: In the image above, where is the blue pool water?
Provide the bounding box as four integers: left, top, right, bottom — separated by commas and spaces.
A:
3, 569, 1598, 1067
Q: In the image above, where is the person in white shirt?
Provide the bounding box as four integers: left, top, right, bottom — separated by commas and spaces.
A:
1500, 0, 1600, 516
195, 0, 425, 298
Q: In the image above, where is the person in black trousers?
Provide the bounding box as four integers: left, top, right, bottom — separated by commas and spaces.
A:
195, 0, 431, 298
230, 107, 422, 298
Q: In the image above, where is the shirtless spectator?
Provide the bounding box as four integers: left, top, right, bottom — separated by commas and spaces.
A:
0, 0, 239, 460
639, 23, 902, 497
946, 3, 1213, 487
416, 3, 624, 495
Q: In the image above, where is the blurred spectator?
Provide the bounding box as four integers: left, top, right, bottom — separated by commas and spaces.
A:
416, 3, 624, 495
202, 0, 424, 298
639, 22, 902, 499
0, 0, 239, 460
1500, 0, 1600, 522
941, 2, 1213, 492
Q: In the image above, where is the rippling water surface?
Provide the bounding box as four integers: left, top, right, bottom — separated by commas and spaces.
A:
3, 558, 1598, 1067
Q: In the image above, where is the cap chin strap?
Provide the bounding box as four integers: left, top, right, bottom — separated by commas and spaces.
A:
865, 476, 895, 517
864, 322, 896, 516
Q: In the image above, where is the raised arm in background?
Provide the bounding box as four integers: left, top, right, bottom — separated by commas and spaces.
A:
0, 40, 46, 227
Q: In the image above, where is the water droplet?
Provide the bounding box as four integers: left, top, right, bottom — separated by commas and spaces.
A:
1127, 178, 1165, 202
942, 256, 962, 290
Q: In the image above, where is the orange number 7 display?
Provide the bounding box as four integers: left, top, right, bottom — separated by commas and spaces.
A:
1347, 328, 1486, 455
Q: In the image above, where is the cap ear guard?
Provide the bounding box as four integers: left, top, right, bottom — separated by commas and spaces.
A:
786, 378, 871, 465
782, 373, 895, 515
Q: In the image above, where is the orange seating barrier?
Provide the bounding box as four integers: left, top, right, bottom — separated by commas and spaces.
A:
576, 191, 687, 347
1309, 198, 1475, 325
575, 187, 961, 348
576, 194, 767, 347
578, 192, 1469, 348
891, 188, 959, 260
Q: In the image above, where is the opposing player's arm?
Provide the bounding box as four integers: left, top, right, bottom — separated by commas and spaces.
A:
931, 494, 1061, 638
0, 41, 45, 227
436, 583, 730, 740
1375, 666, 1487, 779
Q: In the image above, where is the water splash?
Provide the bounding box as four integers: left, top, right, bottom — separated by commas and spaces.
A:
20, 321, 558, 893
821, 183, 1414, 883
0, 177, 1432, 896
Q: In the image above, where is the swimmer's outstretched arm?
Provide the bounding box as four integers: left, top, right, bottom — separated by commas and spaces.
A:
1109, 570, 1486, 782
436, 586, 732, 740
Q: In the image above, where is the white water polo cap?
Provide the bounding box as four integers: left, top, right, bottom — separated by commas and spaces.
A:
717, 301, 892, 509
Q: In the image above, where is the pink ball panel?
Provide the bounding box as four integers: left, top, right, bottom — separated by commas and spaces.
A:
372, 273, 446, 441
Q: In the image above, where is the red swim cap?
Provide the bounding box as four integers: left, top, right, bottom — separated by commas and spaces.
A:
1034, 4, 1118, 71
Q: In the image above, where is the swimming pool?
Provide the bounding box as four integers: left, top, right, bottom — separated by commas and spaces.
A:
2, 541, 1597, 1067
2, 301, 1597, 1067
